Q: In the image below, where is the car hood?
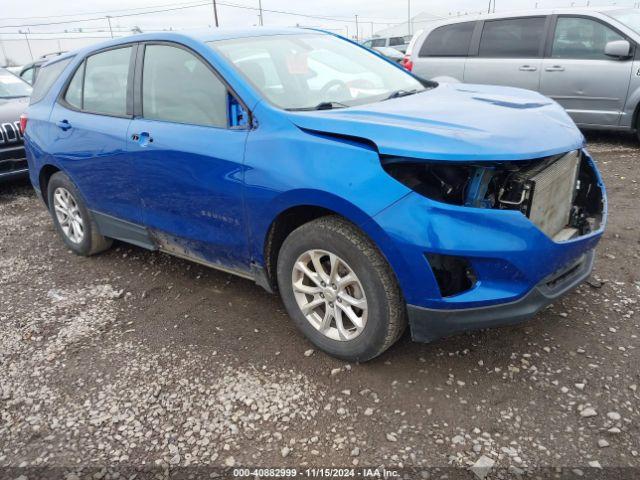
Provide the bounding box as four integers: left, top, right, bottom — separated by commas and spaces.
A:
285, 83, 585, 162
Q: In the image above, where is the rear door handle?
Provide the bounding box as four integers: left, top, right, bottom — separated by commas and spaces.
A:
545, 66, 565, 72
56, 120, 72, 131
519, 65, 538, 72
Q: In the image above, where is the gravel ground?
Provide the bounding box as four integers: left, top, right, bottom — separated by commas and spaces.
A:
1, 132, 639, 479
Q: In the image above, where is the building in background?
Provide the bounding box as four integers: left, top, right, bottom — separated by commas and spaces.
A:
373, 11, 443, 38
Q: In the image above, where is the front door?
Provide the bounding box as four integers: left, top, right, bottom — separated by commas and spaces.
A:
540, 16, 634, 126
130, 43, 250, 273
464, 16, 548, 91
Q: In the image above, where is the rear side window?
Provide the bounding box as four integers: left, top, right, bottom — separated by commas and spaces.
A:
371, 38, 386, 48
83, 47, 131, 116
30, 58, 71, 104
142, 44, 228, 128
389, 37, 406, 46
419, 22, 475, 57
479, 17, 546, 58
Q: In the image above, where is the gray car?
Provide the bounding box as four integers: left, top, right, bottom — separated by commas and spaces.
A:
0, 68, 31, 182
362, 35, 412, 53
410, 7, 640, 138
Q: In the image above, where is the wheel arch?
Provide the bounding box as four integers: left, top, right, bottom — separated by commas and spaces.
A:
38, 164, 62, 207
258, 190, 409, 293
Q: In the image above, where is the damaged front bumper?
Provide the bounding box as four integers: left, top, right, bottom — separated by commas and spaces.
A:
408, 249, 595, 342
372, 149, 606, 342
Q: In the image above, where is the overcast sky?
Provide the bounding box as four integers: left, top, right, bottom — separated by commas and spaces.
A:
1, 0, 638, 64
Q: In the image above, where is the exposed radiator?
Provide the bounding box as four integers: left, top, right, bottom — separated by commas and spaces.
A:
528, 150, 580, 240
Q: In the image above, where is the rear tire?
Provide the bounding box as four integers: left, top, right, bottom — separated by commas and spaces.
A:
47, 172, 112, 256
277, 216, 406, 362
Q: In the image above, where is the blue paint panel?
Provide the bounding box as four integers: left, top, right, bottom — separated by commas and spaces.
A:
127, 117, 249, 270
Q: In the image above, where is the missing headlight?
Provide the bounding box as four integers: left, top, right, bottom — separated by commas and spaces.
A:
382, 151, 603, 240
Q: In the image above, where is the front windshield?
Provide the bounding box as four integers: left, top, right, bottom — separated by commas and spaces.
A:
606, 9, 640, 34
0, 69, 32, 98
209, 33, 425, 110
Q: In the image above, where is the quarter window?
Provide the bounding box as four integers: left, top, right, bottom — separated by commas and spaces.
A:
552, 17, 625, 60
479, 17, 546, 58
21, 68, 34, 85
30, 58, 71, 105
142, 44, 228, 128
83, 47, 131, 116
419, 22, 475, 57
64, 63, 84, 109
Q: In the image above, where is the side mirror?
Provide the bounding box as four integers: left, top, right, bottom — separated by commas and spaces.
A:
605, 40, 632, 59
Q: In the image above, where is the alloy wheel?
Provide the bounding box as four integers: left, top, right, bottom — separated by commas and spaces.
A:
291, 249, 368, 342
53, 187, 84, 244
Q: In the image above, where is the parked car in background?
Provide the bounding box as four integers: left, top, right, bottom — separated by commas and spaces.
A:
24, 29, 605, 361
19, 51, 66, 85
400, 29, 424, 71
409, 7, 640, 138
362, 35, 412, 53
371, 46, 404, 64
0, 68, 31, 182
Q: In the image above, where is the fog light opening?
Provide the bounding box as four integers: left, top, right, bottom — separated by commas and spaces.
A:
425, 254, 477, 298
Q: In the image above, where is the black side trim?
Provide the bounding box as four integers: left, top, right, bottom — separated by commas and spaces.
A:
408, 249, 595, 343
91, 210, 157, 250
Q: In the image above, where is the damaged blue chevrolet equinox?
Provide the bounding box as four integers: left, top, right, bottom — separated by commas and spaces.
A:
23, 28, 606, 361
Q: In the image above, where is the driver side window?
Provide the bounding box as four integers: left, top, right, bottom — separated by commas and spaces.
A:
552, 17, 625, 60
142, 44, 228, 128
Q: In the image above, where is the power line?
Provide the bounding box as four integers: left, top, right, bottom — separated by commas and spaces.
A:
0, 0, 409, 30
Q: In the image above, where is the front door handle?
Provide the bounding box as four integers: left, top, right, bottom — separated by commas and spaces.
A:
56, 120, 72, 131
545, 65, 565, 72
519, 65, 538, 72
131, 132, 153, 146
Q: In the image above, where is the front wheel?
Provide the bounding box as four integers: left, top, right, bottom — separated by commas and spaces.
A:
47, 172, 112, 256
277, 216, 406, 362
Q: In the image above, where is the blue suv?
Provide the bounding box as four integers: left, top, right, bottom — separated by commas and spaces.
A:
23, 29, 606, 361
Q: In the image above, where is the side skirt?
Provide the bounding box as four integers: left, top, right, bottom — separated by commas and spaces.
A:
90, 210, 273, 293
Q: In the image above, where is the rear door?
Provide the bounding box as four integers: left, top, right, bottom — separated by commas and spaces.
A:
129, 42, 250, 272
412, 21, 476, 81
48, 45, 139, 223
540, 15, 634, 126
464, 16, 549, 91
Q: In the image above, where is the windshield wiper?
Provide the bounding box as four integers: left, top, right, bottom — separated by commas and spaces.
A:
287, 101, 350, 111
385, 89, 420, 100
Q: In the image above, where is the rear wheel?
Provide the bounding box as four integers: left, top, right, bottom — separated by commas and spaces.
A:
47, 172, 112, 256
277, 216, 406, 362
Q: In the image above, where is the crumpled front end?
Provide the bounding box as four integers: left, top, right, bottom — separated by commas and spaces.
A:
372, 149, 606, 342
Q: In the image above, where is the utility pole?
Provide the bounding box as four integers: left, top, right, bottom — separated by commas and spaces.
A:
20, 30, 33, 61
370, 22, 374, 38
106, 16, 114, 38
355, 14, 359, 42
212, 0, 219, 27
258, 0, 264, 26
407, 0, 411, 35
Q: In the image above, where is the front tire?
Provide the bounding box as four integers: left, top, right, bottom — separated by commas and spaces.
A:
47, 172, 112, 256
277, 216, 406, 362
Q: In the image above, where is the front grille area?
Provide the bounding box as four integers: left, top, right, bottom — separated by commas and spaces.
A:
0, 144, 27, 176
